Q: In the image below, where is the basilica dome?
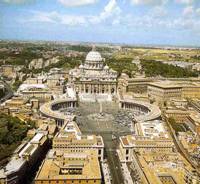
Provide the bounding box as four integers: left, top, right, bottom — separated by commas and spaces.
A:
86, 51, 103, 62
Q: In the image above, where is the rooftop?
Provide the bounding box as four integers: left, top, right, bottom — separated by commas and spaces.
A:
139, 120, 169, 138
149, 81, 182, 89
120, 134, 174, 148
19, 132, 47, 157
137, 152, 193, 184
35, 150, 101, 181
149, 81, 200, 89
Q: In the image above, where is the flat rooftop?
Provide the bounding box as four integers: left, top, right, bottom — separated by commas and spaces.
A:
54, 132, 104, 148
139, 120, 169, 138
54, 121, 104, 147
19, 132, 47, 157
35, 150, 101, 181
4, 157, 26, 175
149, 81, 200, 89
120, 134, 174, 148
149, 81, 182, 89
137, 152, 193, 184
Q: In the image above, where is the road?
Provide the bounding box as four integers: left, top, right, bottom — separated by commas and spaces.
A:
103, 135, 124, 184
106, 149, 124, 184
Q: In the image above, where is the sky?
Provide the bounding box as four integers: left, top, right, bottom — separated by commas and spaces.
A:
0, 0, 200, 46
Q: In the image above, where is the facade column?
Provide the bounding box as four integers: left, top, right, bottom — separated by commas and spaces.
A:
81, 84, 83, 93
99, 84, 101, 94
91, 85, 93, 93
80, 84, 83, 93
89, 84, 92, 93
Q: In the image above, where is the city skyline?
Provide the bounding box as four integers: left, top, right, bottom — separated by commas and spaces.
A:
1, 0, 200, 46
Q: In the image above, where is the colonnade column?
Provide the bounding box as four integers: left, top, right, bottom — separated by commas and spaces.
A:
99, 84, 102, 94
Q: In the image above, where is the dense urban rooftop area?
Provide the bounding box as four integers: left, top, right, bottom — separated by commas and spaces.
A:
0, 41, 200, 184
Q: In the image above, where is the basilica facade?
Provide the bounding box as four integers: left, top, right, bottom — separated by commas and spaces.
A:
69, 48, 118, 97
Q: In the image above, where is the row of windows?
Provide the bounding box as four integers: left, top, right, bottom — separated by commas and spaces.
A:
37, 179, 98, 184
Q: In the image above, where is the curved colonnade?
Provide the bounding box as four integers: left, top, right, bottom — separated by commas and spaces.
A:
40, 98, 77, 127
40, 97, 161, 128
119, 99, 161, 122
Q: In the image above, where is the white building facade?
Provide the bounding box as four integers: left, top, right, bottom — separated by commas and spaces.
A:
69, 48, 118, 101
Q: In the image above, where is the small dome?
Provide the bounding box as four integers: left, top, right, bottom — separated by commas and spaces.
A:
86, 51, 102, 62
104, 65, 109, 70
79, 64, 84, 69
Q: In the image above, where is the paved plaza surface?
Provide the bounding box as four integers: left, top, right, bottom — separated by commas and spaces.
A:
75, 102, 132, 135
69, 102, 133, 184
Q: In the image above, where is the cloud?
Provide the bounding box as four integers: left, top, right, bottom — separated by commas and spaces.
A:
130, 0, 167, 5
17, 0, 200, 38
1, 0, 34, 4
175, 0, 194, 4
182, 5, 200, 18
59, 15, 86, 26
151, 6, 168, 17
183, 6, 194, 17
90, 0, 121, 24
24, 0, 121, 26
27, 11, 87, 26
196, 8, 200, 15
57, 0, 98, 7
119, 6, 200, 33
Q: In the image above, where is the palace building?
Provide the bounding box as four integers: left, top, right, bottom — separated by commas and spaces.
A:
35, 150, 102, 184
147, 81, 200, 106
69, 47, 118, 101
53, 121, 104, 161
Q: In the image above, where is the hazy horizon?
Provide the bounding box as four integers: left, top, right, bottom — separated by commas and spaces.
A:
1, 38, 200, 49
